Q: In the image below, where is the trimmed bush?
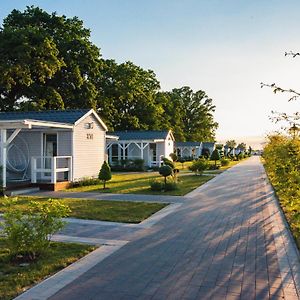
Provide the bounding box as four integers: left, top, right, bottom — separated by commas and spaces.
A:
208, 164, 220, 170
162, 157, 175, 169
72, 177, 100, 187
159, 165, 173, 186
110, 159, 145, 172
164, 181, 178, 191
98, 161, 112, 189
178, 157, 186, 169
169, 153, 178, 162
210, 149, 221, 166
150, 180, 164, 191
189, 158, 209, 175
220, 159, 230, 166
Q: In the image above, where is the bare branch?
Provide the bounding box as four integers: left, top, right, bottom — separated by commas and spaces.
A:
285, 51, 300, 58
260, 82, 300, 101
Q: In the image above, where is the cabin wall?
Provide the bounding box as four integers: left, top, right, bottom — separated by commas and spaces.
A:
73, 114, 106, 181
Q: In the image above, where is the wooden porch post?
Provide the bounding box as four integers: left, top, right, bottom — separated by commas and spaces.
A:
140, 142, 144, 159
51, 157, 57, 183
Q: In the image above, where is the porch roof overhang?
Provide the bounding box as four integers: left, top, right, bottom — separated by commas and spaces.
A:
108, 138, 164, 144
0, 119, 74, 130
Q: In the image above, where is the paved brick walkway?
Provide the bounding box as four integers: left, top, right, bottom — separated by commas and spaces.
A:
49, 157, 300, 299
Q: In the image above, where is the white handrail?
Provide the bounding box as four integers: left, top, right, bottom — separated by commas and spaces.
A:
31, 156, 73, 184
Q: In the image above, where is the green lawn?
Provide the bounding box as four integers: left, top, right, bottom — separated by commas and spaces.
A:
67, 173, 214, 196
0, 197, 167, 223
0, 240, 95, 300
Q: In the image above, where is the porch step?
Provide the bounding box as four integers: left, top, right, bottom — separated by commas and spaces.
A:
8, 187, 40, 196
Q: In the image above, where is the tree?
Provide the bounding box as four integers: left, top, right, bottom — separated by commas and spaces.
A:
98, 161, 112, 189
0, 6, 102, 111
159, 165, 172, 187
210, 149, 220, 167
162, 87, 218, 141
225, 140, 237, 157
237, 143, 246, 151
261, 51, 300, 134
96, 59, 163, 130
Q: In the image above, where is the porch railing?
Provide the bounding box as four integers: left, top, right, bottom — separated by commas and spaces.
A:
31, 156, 72, 184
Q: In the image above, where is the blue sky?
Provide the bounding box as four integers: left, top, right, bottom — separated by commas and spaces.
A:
1, 1, 300, 147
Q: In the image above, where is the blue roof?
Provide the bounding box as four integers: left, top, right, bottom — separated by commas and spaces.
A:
0, 109, 91, 124
107, 130, 171, 140
202, 142, 215, 148
175, 141, 202, 147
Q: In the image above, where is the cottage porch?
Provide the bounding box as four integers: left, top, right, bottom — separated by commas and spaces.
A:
0, 119, 73, 192
106, 141, 164, 167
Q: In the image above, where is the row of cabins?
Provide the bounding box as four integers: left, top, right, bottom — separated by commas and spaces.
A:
0, 109, 219, 192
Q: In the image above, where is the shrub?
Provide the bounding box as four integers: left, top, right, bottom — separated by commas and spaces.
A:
189, 159, 209, 175
221, 158, 230, 166
208, 164, 220, 170
150, 180, 164, 191
98, 161, 112, 189
110, 159, 145, 172
164, 181, 178, 191
169, 153, 178, 162
264, 135, 300, 243
210, 149, 221, 166
162, 157, 175, 169
1, 199, 70, 261
159, 165, 173, 186
0, 165, 3, 196
178, 157, 186, 169
72, 177, 100, 187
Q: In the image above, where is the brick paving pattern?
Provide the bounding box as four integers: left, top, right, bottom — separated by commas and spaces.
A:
49, 157, 300, 300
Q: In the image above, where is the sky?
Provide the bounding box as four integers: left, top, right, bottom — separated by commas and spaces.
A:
1, 0, 300, 149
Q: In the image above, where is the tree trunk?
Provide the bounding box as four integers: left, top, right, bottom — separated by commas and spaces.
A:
103, 180, 106, 189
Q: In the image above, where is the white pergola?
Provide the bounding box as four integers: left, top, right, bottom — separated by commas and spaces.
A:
0, 119, 73, 190
106, 139, 165, 166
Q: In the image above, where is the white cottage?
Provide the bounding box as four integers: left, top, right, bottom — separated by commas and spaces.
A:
0, 109, 107, 191
175, 142, 203, 159
106, 130, 175, 167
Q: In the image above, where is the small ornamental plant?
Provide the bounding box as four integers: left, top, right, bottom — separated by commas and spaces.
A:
189, 159, 209, 175
162, 157, 175, 169
178, 157, 185, 169
210, 149, 221, 167
2, 199, 70, 261
98, 161, 112, 189
159, 165, 173, 187
169, 153, 178, 162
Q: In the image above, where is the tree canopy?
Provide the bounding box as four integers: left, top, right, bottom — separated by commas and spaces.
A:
0, 6, 218, 142
0, 6, 101, 110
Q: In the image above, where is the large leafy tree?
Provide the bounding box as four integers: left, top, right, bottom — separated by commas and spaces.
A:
0, 6, 101, 111
161, 87, 218, 141
96, 59, 163, 130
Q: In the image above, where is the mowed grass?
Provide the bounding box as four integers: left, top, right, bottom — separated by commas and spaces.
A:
0, 240, 95, 300
67, 173, 214, 196
0, 196, 167, 223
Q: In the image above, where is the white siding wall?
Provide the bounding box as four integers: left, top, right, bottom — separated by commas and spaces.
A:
73, 114, 106, 180
164, 133, 174, 160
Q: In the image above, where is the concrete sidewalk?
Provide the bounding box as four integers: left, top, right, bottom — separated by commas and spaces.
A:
43, 156, 300, 300
30, 190, 185, 204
